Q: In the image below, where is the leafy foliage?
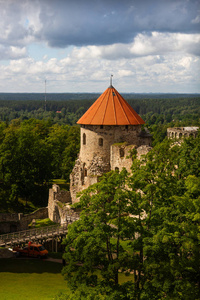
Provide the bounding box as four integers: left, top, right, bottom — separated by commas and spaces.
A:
62, 135, 200, 299
0, 119, 80, 212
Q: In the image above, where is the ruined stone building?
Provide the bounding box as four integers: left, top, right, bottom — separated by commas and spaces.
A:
70, 84, 152, 204
167, 127, 199, 139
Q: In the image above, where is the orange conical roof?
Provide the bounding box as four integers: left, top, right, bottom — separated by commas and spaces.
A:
77, 85, 145, 125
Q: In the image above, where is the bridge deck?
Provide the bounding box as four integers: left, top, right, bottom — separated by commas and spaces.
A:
0, 216, 79, 247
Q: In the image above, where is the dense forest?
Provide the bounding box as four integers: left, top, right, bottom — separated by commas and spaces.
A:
0, 93, 199, 213
0, 93, 199, 127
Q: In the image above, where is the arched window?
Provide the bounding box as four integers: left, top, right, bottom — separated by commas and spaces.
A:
83, 133, 86, 145
99, 138, 103, 146
119, 148, 124, 158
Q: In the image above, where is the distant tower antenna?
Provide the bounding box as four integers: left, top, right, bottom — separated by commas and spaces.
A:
44, 79, 47, 111
110, 74, 113, 87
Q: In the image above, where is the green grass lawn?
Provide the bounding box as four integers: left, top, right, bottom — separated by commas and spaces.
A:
0, 257, 134, 300
0, 258, 69, 300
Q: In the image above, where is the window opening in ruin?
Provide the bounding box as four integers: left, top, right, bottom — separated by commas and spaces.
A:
99, 138, 103, 146
179, 133, 182, 138
119, 148, 125, 158
84, 169, 87, 177
115, 167, 119, 172
83, 133, 86, 145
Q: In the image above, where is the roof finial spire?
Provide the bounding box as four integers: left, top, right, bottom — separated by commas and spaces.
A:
110, 74, 113, 87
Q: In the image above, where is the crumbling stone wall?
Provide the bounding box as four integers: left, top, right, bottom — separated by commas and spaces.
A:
70, 155, 110, 204
110, 144, 152, 173
110, 144, 136, 173
167, 127, 199, 139
19, 207, 48, 230
48, 184, 71, 222
48, 184, 78, 224
0, 207, 48, 234
137, 145, 152, 160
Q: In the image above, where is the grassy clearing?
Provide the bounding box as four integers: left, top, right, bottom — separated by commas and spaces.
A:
52, 179, 69, 191
28, 218, 56, 228
0, 258, 69, 300
0, 257, 134, 300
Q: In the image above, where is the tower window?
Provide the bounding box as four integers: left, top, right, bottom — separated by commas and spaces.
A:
83, 133, 86, 145
99, 138, 103, 146
119, 148, 125, 158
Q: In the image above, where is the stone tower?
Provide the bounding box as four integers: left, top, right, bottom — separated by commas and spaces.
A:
70, 84, 151, 203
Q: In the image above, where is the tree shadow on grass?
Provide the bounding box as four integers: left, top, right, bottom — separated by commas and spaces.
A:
0, 258, 63, 274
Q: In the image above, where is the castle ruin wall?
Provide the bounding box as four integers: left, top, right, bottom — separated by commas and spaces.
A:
167, 127, 199, 139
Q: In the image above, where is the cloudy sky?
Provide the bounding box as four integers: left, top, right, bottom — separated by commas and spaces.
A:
0, 0, 200, 93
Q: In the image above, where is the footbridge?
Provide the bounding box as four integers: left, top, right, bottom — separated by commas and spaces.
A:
0, 215, 79, 248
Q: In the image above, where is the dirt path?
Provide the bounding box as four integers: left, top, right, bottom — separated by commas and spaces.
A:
45, 257, 63, 263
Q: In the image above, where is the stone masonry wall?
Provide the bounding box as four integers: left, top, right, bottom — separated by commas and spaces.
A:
110, 144, 136, 173
167, 127, 199, 139
19, 207, 48, 230
0, 207, 48, 234
79, 125, 142, 164
48, 184, 73, 224
70, 155, 110, 204
110, 144, 152, 173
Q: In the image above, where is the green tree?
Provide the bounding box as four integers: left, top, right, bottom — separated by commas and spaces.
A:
62, 169, 135, 298
61, 126, 80, 181
47, 124, 80, 180
62, 138, 200, 299
0, 120, 53, 208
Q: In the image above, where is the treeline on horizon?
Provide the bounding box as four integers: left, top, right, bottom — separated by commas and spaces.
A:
0, 94, 199, 128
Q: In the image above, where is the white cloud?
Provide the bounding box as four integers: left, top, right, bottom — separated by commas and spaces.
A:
0, 1, 199, 93
0, 45, 27, 60
0, 46, 199, 93
69, 32, 200, 61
